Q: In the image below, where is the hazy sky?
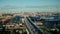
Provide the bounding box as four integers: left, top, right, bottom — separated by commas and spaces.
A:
0, 0, 60, 12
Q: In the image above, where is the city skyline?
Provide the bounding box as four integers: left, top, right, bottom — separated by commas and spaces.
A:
0, 0, 60, 12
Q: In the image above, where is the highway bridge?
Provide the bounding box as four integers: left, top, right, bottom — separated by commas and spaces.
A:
24, 17, 44, 34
